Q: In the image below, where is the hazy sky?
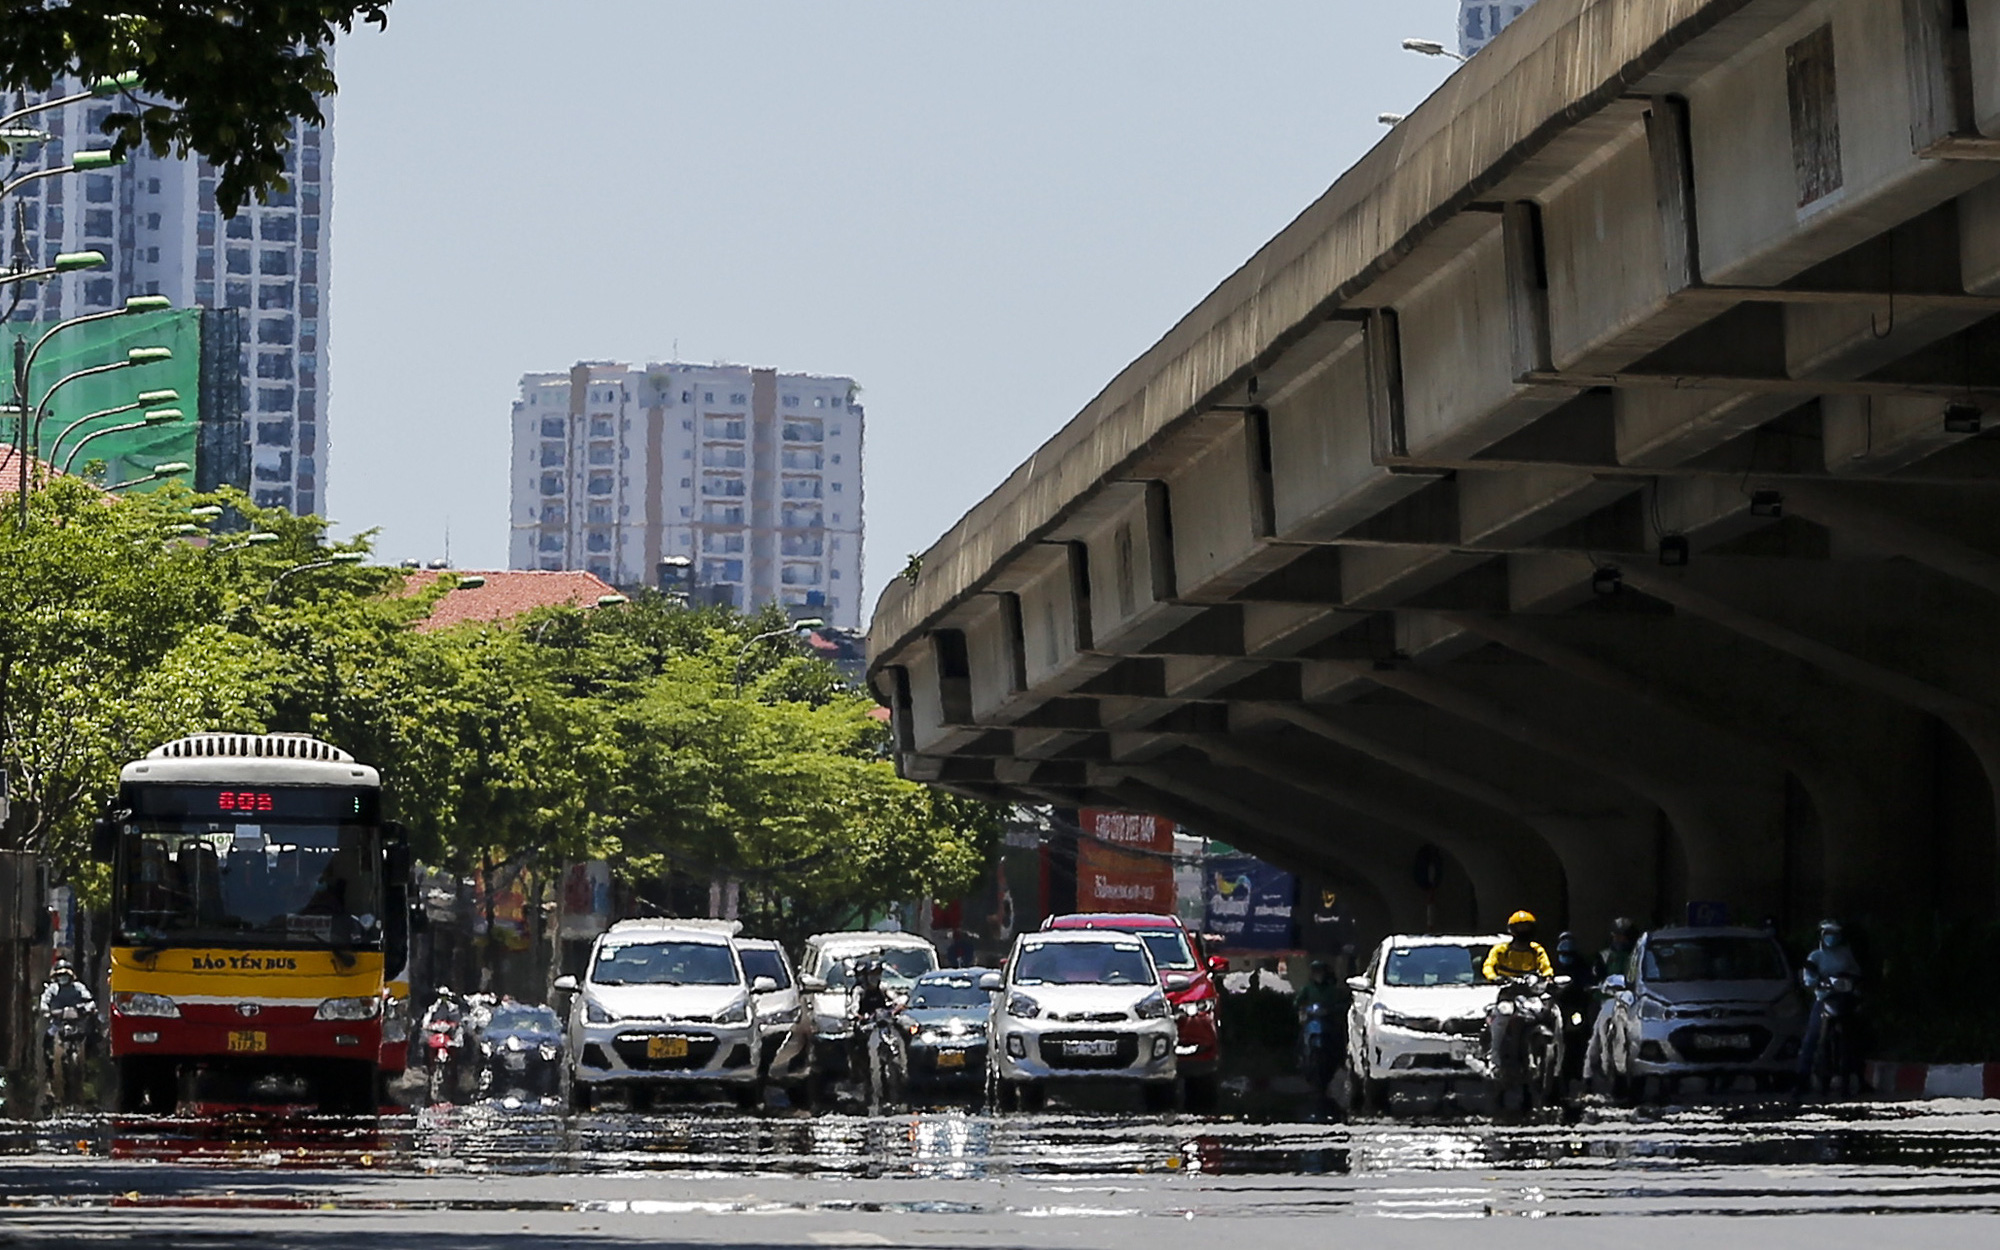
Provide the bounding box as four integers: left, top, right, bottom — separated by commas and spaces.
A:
326, 1, 1461, 618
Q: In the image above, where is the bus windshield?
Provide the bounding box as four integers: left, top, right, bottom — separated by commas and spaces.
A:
114, 821, 382, 948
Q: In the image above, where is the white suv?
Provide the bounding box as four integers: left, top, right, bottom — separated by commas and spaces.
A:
796, 931, 939, 1091
557, 920, 775, 1109
1345, 933, 1506, 1113
985, 929, 1180, 1112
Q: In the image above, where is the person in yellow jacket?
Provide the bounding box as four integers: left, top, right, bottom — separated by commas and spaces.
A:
1483, 910, 1554, 982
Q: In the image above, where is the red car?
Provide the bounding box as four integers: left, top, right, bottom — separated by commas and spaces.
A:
1042, 913, 1224, 1105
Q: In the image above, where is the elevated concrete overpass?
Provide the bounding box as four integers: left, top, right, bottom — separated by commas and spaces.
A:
869, 0, 2000, 942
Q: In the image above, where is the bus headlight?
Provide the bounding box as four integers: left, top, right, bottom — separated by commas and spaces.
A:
114, 992, 181, 1018
315, 996, 382, 1021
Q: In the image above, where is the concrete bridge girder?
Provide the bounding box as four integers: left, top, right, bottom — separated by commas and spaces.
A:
873, 0, 2000, 943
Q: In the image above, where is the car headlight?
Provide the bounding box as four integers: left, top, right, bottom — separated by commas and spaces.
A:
713, 996, 750, 1025
585, 998, 616, 1024
1006, 992, 1041, 1019
114, 992, 181, 1019
314, 995, 382, 1021
764, 1005, 800, 1026
539, 1042, 559, 1061
505, 1034, 526, 1052
1637, 996, 1668, 1021
1135, 992, 1171, 1020
1377, 1008, 1424, 1031
1176, 996, 1216, 1018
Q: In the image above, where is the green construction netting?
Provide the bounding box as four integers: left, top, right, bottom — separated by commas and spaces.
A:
10, 308, 201, 491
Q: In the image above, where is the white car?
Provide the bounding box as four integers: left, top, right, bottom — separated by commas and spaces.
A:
556, 920, 776, 1109
984, 929, 1180, 1112
796, 931, 939, 1090
1345, 934, 1506, 1112
736, 937, 808, 1092
1593, 925, 1805, 1097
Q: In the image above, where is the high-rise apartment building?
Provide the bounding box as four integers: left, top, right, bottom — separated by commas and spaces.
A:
509, 362, 865, 630
3, 80, 332, 513
1459, 0, 1537, 57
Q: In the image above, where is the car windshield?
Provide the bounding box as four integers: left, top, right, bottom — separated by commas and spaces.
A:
1134, 930, 1196, 971
1383, 945, 1489, 987
909, 977, 989, 1010
1013, 940, 1156, 987
819, 946, 937, 989
1641, 936, 1789, 983
485, 1005, 561, 1038
114, 822, 382, 948
591, 940, 739, 986
740, 948, 792, 990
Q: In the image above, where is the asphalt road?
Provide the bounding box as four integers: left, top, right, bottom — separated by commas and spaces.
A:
3, 1098, 1999, 1248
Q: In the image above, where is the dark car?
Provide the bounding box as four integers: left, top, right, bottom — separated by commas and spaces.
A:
897, 969, 995, 1098
473, 1003, 565, 1102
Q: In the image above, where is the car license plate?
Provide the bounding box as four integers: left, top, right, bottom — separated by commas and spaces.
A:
1693, 1032, 1749, 1050
937, 1049, 966, 1069
1065, 1040, 1117, 1057
227, 1030, 266, 1053
647, 1035, 689, 1060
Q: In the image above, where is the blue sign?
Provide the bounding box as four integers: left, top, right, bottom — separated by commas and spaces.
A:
1205, 856, 1297, 950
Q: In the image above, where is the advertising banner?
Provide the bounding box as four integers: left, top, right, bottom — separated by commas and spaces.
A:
559, 860, 613, 940
1075, 809, 1175, 914
1204, 855, 1298, 950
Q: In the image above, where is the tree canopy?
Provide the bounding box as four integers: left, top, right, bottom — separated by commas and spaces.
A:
0, 479, 995, 939
0, 1, 390, 212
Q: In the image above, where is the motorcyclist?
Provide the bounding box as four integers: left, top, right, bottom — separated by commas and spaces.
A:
1294, 959, 1345, 1083
1551, 934, 1593, 1082
1483, 911, 1554, 982
38, 959, 95, 1064
422, 986, 465, 1040
847, 958, 895, 1084
1584, 917, 1639, 1084
1797, 919, 1863, 1084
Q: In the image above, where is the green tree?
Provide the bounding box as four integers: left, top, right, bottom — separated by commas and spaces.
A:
0, 1, 391, 212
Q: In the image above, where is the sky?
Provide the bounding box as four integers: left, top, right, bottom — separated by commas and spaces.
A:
325, 1, 1462, 620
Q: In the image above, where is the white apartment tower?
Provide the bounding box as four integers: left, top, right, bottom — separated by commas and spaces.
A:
1459, 1, 1537, 57
4, 81, 332, 513
509, 362, 866, 631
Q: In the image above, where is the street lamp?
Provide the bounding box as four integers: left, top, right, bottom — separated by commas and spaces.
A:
102, 460, 189, 492
0, 250, 107, 289
265, 551, 367, 603
1378, 113, 1408, 126
46, 388, 178, 467
1402, 37, 1467, 62
733, 618, 827, 689
58, 407, 183, 475
214, 532, 282, 553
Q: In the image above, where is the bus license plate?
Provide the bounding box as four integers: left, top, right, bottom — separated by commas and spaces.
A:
937, 1049, 966, 1069
227, 1031, 267, 1053
1065, 1040, 1117, 1057
647, 1036, 689, 1060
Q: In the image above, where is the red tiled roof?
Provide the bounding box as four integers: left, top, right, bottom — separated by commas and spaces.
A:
0, 443, 95, 498
402, 569, 622, 633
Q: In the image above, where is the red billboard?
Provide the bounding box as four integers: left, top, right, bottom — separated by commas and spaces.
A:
1075, 809, 1176, 913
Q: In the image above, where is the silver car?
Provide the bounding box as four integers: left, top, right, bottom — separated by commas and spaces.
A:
985, 930, 1180, 1112
1594, 925, 1807, 1097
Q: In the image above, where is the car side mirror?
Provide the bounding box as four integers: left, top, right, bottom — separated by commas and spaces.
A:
1346, 976, 1371, 994
1163, 972, 1192, 992
552, 975, 578, 994
978, 972, 1003, 993
91, 814, 122, 862
750, 976, 778, 995
798, 975, 827, 993
1600, 975, 1626, 994
1206, 956, 1228, 976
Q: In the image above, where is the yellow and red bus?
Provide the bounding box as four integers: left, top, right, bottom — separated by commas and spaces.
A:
99, 733, 407, 1114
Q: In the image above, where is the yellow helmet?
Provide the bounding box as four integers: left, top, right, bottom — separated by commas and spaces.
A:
1508, 910, 1537, 927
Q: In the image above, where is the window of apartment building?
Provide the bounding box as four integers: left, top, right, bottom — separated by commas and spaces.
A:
194, 281, 213, 306
680, 477, 691, 488
830, 425, 842, 436
782, 394, 799, 408
147, 178, 161, 194
589, 417, 612, 437
539, 533, 564, 552
702, 447, 745, 469
681, 449, 691, 460
781, 478, 822, 500
254, 488, 292, 509
542, 504, 565, 524
144, 212, 161, 231
83, 208, 114, 237
144, 247, 159, 263
227, 216, 253, 239
780, 449, 821, 471
702, 476, 746, 497
701, 532, 745, 554
703, 416, 745, 439
256, 351, 293, 379
539, 473, 564, 496
256, 418, 293, 447
681, 419, 693, 430
702, 558, 744, 584
540, 445, 564, 467
782, 419, 823, 442
831, 481, 843, 493
197, 210, 215, 242
830, 569, 841, 579
588, 474, 613, 495
729, 392, 747, 405
262, 215, 297, 242
703, 504, 743, 525
588, 504, 612, 524
540, 416, 565, 438
260, 249, 292, 276
85, 176, 112, 203
225, 280, 251, 308
226, 247, 251, 274
781, 534, 823, 557
259, 283, 295, 309
587, 561, 612, 581
588, 445, 614, 466
258, 316, 294, 344
586, 531, 611, 553
781, 564, 822, 586
680, 507, 692, 518
782, 508, 823, 529
83, 278, 115, 306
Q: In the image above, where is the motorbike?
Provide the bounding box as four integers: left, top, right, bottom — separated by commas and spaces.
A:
1805, 975, 1862, 1097
424, 1018, 465, 1104
46, 1004, 95, 1111
1485, 973, 1564, 1113
1297, 999, 1339, 1101
860, 1005, 908, 1116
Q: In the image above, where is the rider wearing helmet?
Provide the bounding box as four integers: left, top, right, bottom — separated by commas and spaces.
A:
847, 957, 894, 1079
38, 959, 95, 1065
1483, 911, 1554, 982
1797, 919, 1863, 1081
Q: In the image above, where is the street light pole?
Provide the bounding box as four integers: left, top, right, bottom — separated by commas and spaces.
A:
46, 390, 178, 468
733, 618, 826, 690
265, 551, 367, 604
